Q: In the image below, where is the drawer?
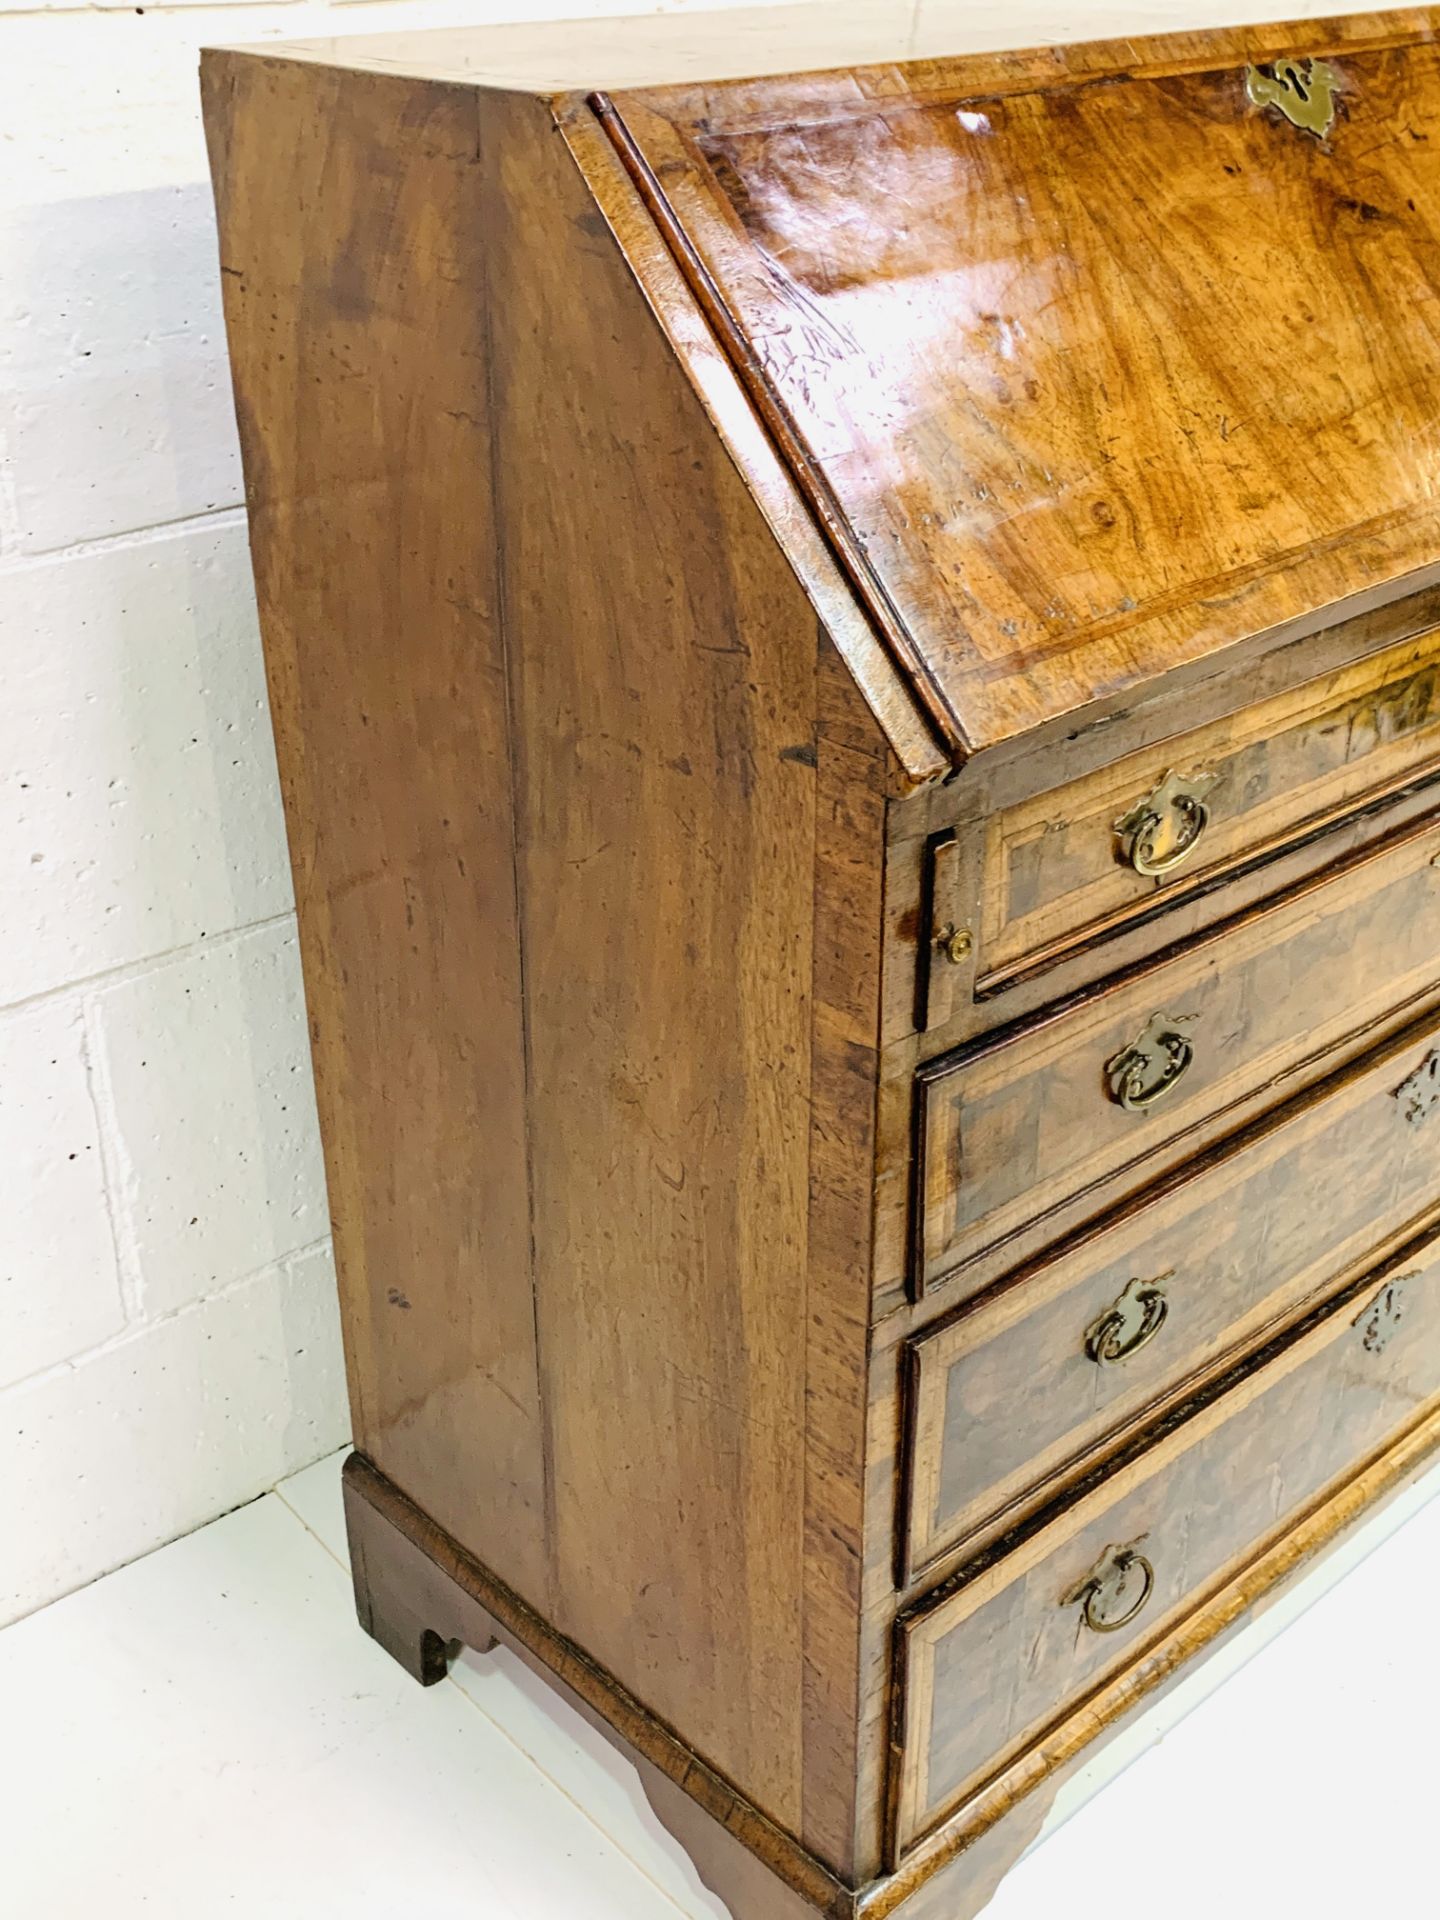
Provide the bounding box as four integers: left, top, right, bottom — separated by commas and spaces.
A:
976, 628, 1440, 995
916, 811, 1440, 1295
905, 1004, 1440, 1577
892, 1223, 1440, 1860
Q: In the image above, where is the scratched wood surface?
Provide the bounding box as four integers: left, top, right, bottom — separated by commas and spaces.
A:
902, 583, 1440, 1057
201, 57, 554, 1603
607, 13, 1440, 756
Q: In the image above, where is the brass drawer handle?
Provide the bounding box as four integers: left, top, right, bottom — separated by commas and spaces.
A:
935, 923, 973, 965
1086, 1272, 1171, 1365
1106, 1011, 1197, 1111
1114, 768, 1218, 878
1064, 1542, 1156, 1635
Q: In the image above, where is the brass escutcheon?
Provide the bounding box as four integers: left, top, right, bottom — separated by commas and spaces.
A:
1063, 1541, 1156, 1634
1086, 1272, 1173, 1365
1106, 1011, 1198, 1112
1114, 768, 1218, 878
1245, 57, 1341, 139
936, 924, 973, 965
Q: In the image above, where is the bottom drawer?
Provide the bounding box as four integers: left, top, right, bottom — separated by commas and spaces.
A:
891, 1218, 1440, 1859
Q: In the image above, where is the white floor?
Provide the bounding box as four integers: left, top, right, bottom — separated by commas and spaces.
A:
5, 1450, 1438, 1919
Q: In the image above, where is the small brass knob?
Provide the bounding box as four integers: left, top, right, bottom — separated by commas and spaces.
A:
936, 924, 973, 965
1114, 768, 1219, 879
1064, 1542, 1156, 1634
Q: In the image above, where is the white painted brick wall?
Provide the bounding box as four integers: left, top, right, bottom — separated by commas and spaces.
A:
0, 0, 1355, 1630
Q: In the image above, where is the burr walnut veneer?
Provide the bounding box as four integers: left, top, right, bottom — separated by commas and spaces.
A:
203, 9, 1440, 1916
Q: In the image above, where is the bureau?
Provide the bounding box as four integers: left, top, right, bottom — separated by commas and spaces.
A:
203, 8, 1440, 1916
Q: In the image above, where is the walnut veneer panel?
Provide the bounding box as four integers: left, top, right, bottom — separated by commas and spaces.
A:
608, 14, 1440, 755
978, 628, 1440, 989
908, 1003, 1440, 1573
918, 809, 1440, 1292
201, 58, 551, 1600
204, 53, 885, 1874
895, 1223, 1440, 1856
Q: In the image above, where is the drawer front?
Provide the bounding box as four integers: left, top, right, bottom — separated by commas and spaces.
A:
978, 629, 1440, 994
893, 1228, 1440, 1858
906, 1006, 1440, 1576
918, 811, 1440, 1294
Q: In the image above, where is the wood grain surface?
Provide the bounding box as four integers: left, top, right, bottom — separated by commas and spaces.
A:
910, 985, 1440, 1567
206, 51, 895, 1868
608, 13, 1440, 755
201, 56, 554, 1600
895, 1220, 1440, 1856
979, 628, 1440, 987
918, 809, 1440, 1291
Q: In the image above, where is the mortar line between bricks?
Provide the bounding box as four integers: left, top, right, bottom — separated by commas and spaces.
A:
0, 503, 250, 574
0, 1233, 334, 1399
0, 909, 298, 1020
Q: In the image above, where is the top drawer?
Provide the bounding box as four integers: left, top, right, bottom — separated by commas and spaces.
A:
977, 630, 1440, 994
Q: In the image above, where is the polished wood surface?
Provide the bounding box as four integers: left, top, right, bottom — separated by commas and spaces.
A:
895, 1223, 1440, 1856
495, 80, 817, 1838
918, 809, 1440, 1292
978, 627, 1440, 989
201, 57, 552, 1601
607, 12, 1440, 759
554, 96, 946, 791
905, 580, 1440, 1052
205, 50, 893, 1866
204, 11, 1440, 1920
908, 1005, 1440, 1573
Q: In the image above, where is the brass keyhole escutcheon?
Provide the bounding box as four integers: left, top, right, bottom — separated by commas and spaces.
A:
1106, 1011, 1198, 1112
936, 924, 973, 965
1245, 57, 1341, 139
1086, 1272, 1172, 1365
1064, 1542, 1156, 1635
1114, 768, 1218, 879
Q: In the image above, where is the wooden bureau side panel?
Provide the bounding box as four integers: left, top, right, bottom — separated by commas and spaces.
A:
558, 99, 947, 793
611, 19, 1440, 757
488, 92, 882, 1859
201, 58, 551, 1603
208, 58, 892, 1862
